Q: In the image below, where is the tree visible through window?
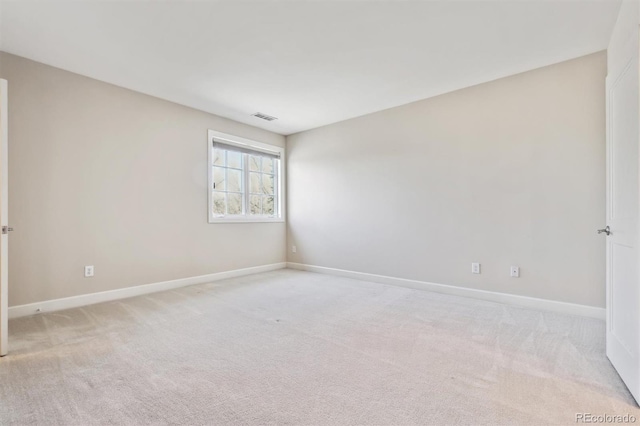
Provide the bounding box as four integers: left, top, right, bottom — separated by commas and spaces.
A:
249, 155, 275, 216
212, 149, 244, 215
208, 132, 283, 222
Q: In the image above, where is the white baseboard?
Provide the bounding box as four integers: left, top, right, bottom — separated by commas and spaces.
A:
287, 262, 605, 320
9, 262, 287, 319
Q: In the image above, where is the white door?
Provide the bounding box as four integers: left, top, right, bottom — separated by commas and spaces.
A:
605, 33, 640, 403
0, 79, 8, 357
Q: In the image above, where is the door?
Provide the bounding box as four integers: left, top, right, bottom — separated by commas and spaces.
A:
605, 33, 640, 403
0, 79, 7, 357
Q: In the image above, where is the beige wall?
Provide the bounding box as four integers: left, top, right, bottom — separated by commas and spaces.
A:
287, 52, 606, 308
0, 52, 286, 307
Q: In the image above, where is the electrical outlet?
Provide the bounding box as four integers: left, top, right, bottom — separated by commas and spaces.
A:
471, 263, 481, 274
84, 265, 94, 277
292, 245, 297, 253
510, 266, 520, 278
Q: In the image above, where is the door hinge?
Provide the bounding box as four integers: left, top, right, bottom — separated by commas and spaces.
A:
2, 226, 13, 234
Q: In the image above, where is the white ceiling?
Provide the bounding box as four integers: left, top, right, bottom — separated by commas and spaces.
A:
0, 1, 621, 135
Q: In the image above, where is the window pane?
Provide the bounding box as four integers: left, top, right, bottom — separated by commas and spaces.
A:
213, 166, 226, 191
262, 158, 273, 174
263, 196, 274, 215
227, 168, 242, 192
250, 195, 262, 214
249, 172, 261, 194
213, 149, 225, 166
212, 192, 226, 215
262, 174, 274, 195
227, 151, 242, 169
210, 141, 280, 220
227, 193, 243, 215
249, 155, 261, 172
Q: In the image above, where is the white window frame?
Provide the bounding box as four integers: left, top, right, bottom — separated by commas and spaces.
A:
208, 129, 285, 223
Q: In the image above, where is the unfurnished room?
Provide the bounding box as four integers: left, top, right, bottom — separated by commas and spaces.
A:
0, 1, 640, 425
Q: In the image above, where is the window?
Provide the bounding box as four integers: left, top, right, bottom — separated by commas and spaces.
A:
208, 130, 284, 223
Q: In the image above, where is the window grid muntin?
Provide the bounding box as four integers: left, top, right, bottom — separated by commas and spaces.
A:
211, 148, 279, 218
248, 156, 276, 216
212, 148, 246, 216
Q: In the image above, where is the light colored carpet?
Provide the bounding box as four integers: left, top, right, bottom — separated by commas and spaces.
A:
0, 269, 638, 425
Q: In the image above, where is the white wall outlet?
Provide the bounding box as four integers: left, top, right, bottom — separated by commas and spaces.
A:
292, 245, 297, 253
510, 266, 520, 278
84, 265, 94, 277
471, 263, 481, 274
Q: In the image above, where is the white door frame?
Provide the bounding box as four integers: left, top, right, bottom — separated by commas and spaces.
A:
0, 79, 8, 357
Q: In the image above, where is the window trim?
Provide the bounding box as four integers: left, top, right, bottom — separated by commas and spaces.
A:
208, 130, 285, 224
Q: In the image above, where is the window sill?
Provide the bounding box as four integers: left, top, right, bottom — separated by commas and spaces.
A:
208, 217, 285, 224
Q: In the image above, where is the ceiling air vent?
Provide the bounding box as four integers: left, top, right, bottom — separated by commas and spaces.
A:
252, 112, 278, 121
